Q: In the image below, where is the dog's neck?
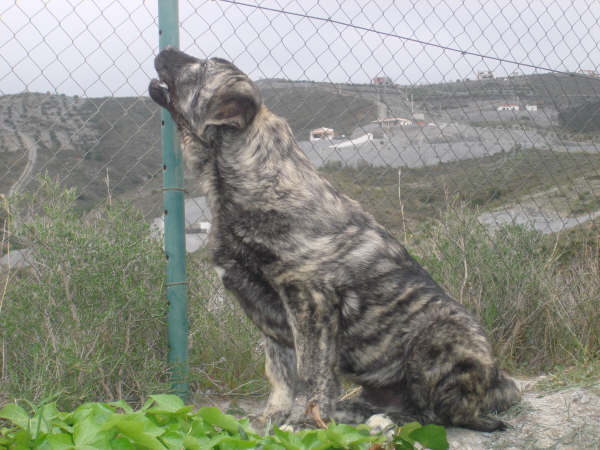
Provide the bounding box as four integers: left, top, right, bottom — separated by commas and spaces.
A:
207, 104, 315, 210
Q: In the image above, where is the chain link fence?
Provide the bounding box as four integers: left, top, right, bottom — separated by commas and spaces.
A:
1, 0, 600, 405
2, 2, 599, 246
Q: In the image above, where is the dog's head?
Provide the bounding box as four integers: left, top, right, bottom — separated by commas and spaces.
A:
149, 47, 261, 146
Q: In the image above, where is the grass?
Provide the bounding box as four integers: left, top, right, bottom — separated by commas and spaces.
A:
1, 178, 170, 409
0, 177, 263, 411
411, 201, 600, 375
535, 360, 600, 393
320, 147, 600, 234
186, 249, 265, 398
1, 167, 599, 414
569, 190, 600, 215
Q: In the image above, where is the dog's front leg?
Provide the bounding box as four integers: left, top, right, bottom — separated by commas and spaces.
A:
262, 336, 303, 426
214, 261, 300, 425
281, 285, 342, 427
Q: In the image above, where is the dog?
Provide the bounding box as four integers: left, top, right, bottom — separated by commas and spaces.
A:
149, 47, 520, 432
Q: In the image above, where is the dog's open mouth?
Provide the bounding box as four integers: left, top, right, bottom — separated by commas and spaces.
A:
149, 78, 171, 109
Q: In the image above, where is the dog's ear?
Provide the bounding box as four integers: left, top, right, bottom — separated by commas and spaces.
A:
199, 78, 260, 139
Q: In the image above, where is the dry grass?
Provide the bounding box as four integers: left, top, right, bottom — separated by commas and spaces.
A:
0, 178, 264, 409
412, 201, 600, 375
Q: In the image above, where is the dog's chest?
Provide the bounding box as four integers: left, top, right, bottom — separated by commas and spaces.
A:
208, 195, 287, 268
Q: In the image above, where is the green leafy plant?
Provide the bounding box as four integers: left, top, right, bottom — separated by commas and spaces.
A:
0, 395, 449, 449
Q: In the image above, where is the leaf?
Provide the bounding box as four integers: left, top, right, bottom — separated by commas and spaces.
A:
71, 402, 114, 426
216, 436, 258, 449
147, 395, 185, 413
111, 436, 136, 449
101, 413, 165, 450
44, 432, 74, 450
196, 407, 242, 434
408, 424, 449, 450
107, 400, 134, 415
6, 428, 30, 448
238, 424, 249, 441
392, 437, 420, 450
73, 415, 112, 448
30, 403, 63, 438
396, 422, 422, 440
0, 404, 29, 429
272, 425, 302, 450
182, 434, 212, 450
261, 442, 287, 450
326, 423, 375, 447
159, 430, 185, 449
298, 430, 335, 450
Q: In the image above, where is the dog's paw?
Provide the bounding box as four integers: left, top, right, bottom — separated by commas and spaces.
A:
248, 409, 291, 434
277, 398, 329, 430
282, 415, 323, 431
262, 410, 290, 427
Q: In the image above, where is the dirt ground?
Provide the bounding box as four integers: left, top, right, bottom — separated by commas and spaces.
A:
199, 377, 600, 449
446, 378, 600, 449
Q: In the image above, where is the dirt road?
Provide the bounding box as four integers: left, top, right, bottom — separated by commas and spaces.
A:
9, 132, 37, 195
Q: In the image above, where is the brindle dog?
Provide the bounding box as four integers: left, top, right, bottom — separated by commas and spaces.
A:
149, 47, 520, 432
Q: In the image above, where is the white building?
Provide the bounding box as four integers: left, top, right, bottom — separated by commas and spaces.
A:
371, 76, 393, 86
526, 104, 538, 112
578, 69, 599, 78
372, 117, 413, 128
497, 104, 520, 111
310, 127, 334, 141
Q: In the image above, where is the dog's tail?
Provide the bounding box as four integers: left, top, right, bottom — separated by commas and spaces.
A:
482, 369, 521, 414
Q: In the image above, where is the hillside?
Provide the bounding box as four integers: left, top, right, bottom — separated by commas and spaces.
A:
257, 81, 378, 139
1, 72, 599, 220
0, 87, 378, 213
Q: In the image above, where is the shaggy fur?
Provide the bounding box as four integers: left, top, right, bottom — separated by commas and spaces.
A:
149, 47, 520, 432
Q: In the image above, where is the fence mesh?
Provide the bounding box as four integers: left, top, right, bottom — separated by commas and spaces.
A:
2, 2, 599, 241
1, 0, 600, 404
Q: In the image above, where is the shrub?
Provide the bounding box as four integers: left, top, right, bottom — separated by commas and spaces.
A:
0, 179, 169, 409
414, 202, 600, 373
0, 178, 265, 409
559, 100, 600, 133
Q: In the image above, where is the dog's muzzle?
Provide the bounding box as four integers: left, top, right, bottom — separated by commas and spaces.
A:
149, 78, 170, 109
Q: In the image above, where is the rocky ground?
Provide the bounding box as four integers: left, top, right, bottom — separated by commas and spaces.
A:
447, 378, 600, 449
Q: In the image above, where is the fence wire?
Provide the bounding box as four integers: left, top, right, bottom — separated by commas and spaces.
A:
2, 1, 598, 246
1, 0, 600, 400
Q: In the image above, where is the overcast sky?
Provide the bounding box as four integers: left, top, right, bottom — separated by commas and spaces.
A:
1, 0, 599, 97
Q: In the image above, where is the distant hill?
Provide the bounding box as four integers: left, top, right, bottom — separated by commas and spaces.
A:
2, 71, 598, 217
256, 80, 378, 139
0, 85, 378, 215
404, 72, 600, 107
558, 100, 600, 133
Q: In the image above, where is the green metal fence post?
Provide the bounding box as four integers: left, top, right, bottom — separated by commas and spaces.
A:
157, 0, 189, 401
